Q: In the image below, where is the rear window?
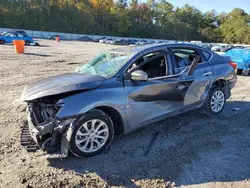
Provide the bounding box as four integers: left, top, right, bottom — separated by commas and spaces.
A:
201, 50, 212, 61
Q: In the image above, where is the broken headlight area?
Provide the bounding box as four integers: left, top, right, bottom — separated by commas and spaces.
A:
23, 98, 74, 154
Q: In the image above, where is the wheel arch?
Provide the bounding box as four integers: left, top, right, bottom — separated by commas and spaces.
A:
94, 106, 124, 135
211, 79, 227, 89
211, 79, 230, 99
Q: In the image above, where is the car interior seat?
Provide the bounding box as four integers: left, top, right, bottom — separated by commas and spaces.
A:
141, 56, 166, 78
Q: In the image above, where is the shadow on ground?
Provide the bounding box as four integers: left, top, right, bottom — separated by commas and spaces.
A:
48, 100, 250, 187
24, 53, 51, 57
35, 45, 50, 48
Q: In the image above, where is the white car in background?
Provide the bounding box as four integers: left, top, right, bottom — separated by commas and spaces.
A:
190, 40, 202, 45
214, 45, 226, 51
103, 38, 116, 44
211, 45, 232, 52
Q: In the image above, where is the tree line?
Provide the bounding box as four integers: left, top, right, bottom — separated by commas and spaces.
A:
0, 0, 250, 44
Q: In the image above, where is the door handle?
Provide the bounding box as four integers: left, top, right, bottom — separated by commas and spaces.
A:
203, 71, 212, 76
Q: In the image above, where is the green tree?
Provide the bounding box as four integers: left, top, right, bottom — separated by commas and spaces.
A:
0, 0, 249, 44
219, 8, 250, 43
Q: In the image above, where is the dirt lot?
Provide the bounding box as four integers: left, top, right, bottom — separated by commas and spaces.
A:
0, 40, 250, 188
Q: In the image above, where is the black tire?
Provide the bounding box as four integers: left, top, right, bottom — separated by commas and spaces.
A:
0, 40, 5, 45
34, 42, 40, 46
202, 87, 226, 116
237, 69, 242, 75
70, 109, 114, 157
25, 40, 31, 46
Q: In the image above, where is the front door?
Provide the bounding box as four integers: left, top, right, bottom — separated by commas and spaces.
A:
123, 50, 197, 130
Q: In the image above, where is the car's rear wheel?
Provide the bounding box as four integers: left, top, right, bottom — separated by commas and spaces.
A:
25, 40, 31, 46
0, 40, 5, 45
237, 69, 242, 75
203, 87, 225, 116
70, 109, 114, 157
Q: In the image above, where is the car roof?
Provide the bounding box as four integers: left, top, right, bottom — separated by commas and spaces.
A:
5, 31, 27, 35
110, 43, 209, 54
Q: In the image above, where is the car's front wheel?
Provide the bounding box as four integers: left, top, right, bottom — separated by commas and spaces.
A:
0, 40, 5, 45
203, 87, 226, 115
70, 109, 114, 157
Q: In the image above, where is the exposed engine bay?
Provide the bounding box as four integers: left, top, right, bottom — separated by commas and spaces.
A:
29, 99, 58, 125
22, 95, 77, 157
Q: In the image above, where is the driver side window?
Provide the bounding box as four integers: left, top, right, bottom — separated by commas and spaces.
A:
127, 51, 168, 79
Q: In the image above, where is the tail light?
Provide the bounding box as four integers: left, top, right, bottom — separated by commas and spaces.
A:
229, 62, 237, 69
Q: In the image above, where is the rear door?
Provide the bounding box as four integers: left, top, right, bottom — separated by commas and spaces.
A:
123, 50, 198, 130
169, 47, 214, 106
16, 34, 24, 41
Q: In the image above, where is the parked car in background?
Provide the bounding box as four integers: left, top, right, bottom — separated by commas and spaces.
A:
211, 45, 228, 52
147, 40, 155, 44
232, 45, 245, 49
190, 40, 202, 45
115, 39, 129, 45
48, 35, 66, 40
155, 40, 167, 44
21, 43, 237, 158
98, 37, 107, 43
77, 36, 94, 42
224, 48, 250, 76
0, 32, 34, 45
103, 38, 115, 44
127, 39, 137, 45
92, 36, 104, 42
1, 30, 27, 36
136, 40, 148, 45
224, 45, 234, 52
199, 43, 212, 50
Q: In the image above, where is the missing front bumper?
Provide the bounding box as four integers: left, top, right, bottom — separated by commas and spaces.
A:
21, 112, 75, 157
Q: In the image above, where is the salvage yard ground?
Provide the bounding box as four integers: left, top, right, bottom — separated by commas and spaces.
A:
0, 40, 250, 188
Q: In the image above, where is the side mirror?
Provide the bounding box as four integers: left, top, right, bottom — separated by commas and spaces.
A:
131, 70, 148, 81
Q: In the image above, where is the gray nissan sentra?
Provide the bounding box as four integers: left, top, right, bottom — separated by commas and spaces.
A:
21, 43, 237, 157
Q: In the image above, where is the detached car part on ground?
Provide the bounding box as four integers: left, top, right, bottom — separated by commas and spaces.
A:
224, 48, 250, 76
21, 44, 237, 158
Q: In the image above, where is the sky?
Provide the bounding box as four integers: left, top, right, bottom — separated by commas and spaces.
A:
144, 0, 250, 14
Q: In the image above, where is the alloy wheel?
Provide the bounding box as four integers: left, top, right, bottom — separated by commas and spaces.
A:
210, 90, 225, 113
75, 119, 109, 153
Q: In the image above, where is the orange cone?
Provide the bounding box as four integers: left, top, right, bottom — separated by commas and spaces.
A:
56, 36, 60, 42
13, 40, 25, 53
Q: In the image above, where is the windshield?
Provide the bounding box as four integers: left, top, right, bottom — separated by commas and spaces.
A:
3, 32, 11, 36
75, 51, 132, 78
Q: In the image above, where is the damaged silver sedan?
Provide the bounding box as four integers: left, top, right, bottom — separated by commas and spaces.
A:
21, 43, 237, 157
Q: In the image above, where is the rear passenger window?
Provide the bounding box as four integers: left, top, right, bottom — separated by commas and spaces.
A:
201, 51, 212, 61
171, 48, 202, 74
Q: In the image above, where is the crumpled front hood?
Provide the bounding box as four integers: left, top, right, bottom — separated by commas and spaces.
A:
21, 73, 105, 101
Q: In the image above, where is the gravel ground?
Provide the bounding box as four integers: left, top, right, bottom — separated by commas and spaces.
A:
0, 40, 250, 188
